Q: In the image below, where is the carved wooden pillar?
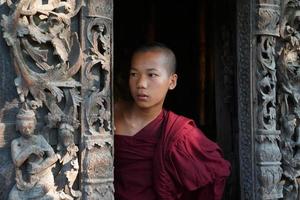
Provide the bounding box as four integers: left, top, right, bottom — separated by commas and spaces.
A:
238, 0, 283, 199
254, 1, 283, 199
80, 0, 114, 199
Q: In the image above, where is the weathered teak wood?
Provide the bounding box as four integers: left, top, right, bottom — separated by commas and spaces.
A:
254, 1, 282, 199
239, 0, 300, 199
0, 0, 113, 199
80, 0, 114, 199
277, 1, 300, 199
238, 0, 283, 199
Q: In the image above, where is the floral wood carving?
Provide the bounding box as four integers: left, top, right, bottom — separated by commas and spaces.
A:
1, 0, 83, 127
84, 18, 111, 136
255, 0, 283, 199
80, 3, 114, 199
1, 0, 84, 199
277, 0, 300, 199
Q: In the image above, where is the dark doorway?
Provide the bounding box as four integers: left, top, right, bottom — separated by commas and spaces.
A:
114, 0, 239, 199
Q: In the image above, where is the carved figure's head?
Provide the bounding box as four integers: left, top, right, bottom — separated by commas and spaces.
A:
16, 107, 37, 137
59, 122, 75, 147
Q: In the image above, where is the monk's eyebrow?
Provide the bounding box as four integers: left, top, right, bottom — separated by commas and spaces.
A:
146, 68, 159, 72
129, 67, 138, 71
130, 67, 159, 72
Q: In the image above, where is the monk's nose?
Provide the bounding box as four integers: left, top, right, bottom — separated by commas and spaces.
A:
137, 75, 147, 88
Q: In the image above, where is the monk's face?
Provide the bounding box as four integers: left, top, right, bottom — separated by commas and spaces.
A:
129, 51, 177, 110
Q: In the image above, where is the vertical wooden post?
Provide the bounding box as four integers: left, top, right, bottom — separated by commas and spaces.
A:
254, 1, 282, 198
80, 0, 114, 199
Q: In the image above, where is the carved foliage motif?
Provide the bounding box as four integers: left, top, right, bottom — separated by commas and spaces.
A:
255, 0, 283, 199
277, 1, 300, 199
1, 0, 85, 199
1, 0, 83, 127
80, 3, 114, 199
84, 17, 111, 136
256, 35, 277, 131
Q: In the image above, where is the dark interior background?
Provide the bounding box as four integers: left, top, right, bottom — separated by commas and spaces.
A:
114, 1, 239, 199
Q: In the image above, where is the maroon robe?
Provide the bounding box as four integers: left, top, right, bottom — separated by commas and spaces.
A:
114, 110, 230, 200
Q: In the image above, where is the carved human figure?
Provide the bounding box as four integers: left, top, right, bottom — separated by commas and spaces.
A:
8, 106, 58, 200
55, 123, 81, 199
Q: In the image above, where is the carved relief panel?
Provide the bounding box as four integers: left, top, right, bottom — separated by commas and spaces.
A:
277, 0, 300, 199
0, 0, 113, 199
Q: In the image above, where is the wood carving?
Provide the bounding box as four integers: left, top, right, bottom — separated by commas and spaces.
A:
1, 0, 85, 199
84, 17, 111, 136
56, 122, 81, 199
277, 0, 300, 199
1, 0, 83, 126
8, 105, 58, 199
255, 0, 283, 199
80, 2, 114, 199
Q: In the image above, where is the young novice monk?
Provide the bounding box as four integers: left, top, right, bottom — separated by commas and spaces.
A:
114, 43, 230, 200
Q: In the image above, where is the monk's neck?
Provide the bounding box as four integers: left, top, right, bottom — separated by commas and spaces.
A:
129, 104, 162, 122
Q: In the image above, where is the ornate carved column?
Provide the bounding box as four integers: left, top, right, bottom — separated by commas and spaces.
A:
239, 0, 284, 199
80, 0, 114, 199
255, 0, 283, 199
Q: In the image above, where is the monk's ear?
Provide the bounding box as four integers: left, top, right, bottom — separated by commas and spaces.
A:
169, 74, 178, 90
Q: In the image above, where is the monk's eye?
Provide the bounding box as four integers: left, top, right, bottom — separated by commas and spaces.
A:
148, 73, 158, 78
129, 72, 138, 77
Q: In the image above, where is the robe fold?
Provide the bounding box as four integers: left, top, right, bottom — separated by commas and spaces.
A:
114, 110, 231, 200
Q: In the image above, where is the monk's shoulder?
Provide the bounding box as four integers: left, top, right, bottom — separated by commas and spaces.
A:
166, 111, 197, 136
165, 111, 217, 148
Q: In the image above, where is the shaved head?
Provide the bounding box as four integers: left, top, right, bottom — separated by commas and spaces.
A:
132, 43, 177, 74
